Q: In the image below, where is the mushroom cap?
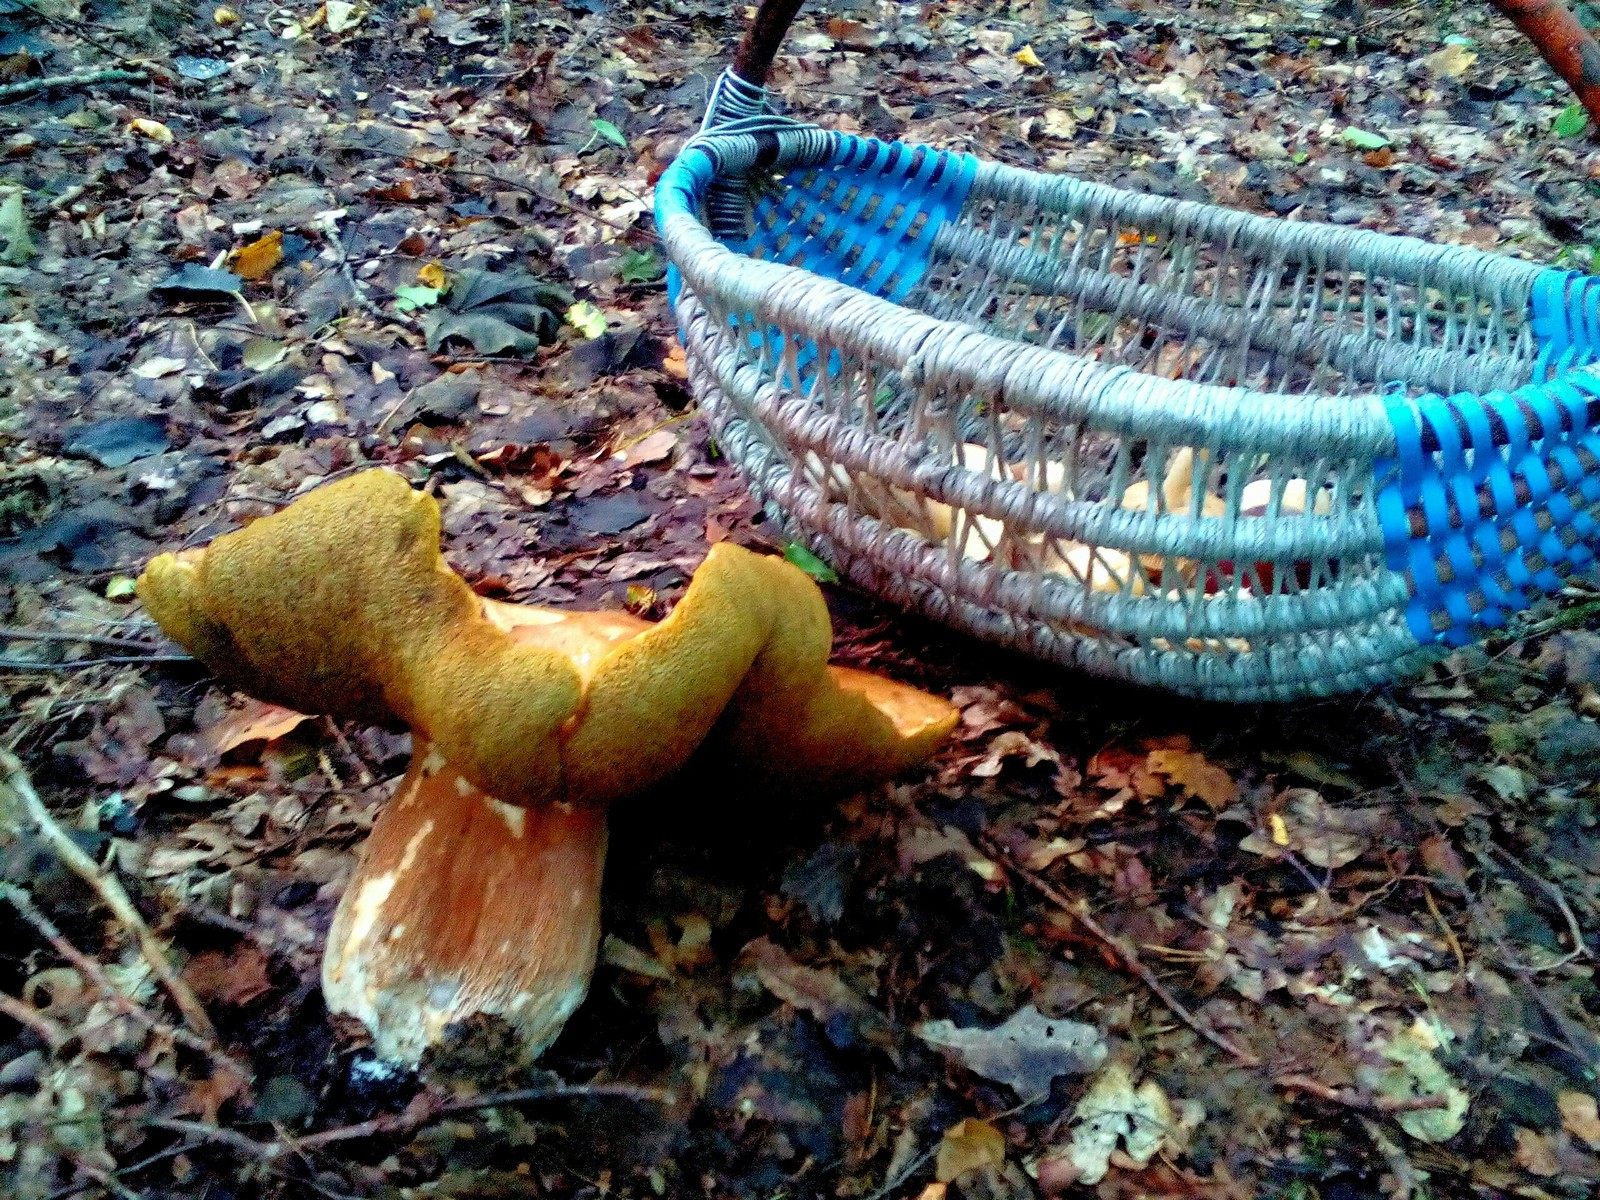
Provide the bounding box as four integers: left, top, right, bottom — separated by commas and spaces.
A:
139, 469, 957, 807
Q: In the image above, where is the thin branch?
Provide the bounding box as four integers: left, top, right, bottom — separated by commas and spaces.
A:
1277, 1074, 1449, 1114
0, 883, 244, 1077
1482, 842, 1591, 969
0, 654, 194, 671
146, 1080, 671, 1161
0, 988, 72, 1048
981, 835, 1263, 1067
0, 68, 146, 102
0, 627, 168, 651
1, 751, 218, 1041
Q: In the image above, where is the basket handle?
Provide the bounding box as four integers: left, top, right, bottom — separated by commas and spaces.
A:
732, 0, 806, 86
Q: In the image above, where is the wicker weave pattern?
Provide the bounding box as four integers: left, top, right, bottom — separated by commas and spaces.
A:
656, 75, 1600, 700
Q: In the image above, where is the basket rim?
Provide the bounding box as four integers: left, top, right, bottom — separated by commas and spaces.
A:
657, 133, 1486, 460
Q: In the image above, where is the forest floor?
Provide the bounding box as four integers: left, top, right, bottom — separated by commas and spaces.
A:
3, 0, 1600, 1197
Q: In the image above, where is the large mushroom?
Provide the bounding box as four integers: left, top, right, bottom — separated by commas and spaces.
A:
138, 469, 956, 1063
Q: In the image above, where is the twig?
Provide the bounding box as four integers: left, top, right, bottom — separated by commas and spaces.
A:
0, 988, 71, 1048
0, 655, 194, 671
146, 1080, 670, 1161
0, 627, 167, 651
0, 751, 218, 1041
1277, 1074, 1449, 1113
981, 835, 1263, 1067
319, 223, 417, 328
0, 884, 243, 1076
0, 68, 147, 103
1482, 842, 1591, 969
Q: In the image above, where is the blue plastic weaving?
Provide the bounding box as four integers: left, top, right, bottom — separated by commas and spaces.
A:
1378, 274, 1600, 646
659, 133, 977, 391
1531, 269, 1600, 380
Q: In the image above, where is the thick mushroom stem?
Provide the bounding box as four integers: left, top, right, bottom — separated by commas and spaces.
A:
322, 739, 607, 1065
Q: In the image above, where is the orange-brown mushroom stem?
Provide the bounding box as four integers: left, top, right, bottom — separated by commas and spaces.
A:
137, 469, 957, 1063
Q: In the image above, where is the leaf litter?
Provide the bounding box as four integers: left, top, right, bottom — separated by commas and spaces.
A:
2, 0, 1600, 1197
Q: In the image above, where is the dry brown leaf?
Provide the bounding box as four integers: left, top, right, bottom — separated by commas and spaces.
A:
1560, 1090, 1600, 1149
183, 943, 271, 1007
1513, 1127, 1560, 1177
935, 1117, 1005, 1183
1145, 746, 1236, 810
199, 698, 311, 759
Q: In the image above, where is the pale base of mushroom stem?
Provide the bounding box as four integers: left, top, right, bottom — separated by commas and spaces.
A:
321, 742, 607, 1065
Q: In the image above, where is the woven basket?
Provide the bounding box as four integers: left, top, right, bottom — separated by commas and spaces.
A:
655, 10, 1600, 701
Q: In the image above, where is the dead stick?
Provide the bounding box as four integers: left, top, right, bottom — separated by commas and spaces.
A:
0, 627, 168, 651
0, 68, 146, 102
1277, 1074, 1449, 1113
0, 989, 71, 1048
981, 836, 1263, 1067
0, 751, 218, 1041
0, 884, 244, 1076
145, 1081, 670, 1161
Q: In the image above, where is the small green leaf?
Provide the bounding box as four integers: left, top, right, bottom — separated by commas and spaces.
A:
105, 576, 138, 601
591, 118, 627, 149
784, 541, 839, 584
617, 247, 663, 284
1554, 102, 1589, 139
0, 190, 35, 266
1341, 127, 1391, 151
394, 285, 442, 312
565, 300, 608, 338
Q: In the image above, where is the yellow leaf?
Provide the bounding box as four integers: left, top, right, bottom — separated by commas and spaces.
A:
1014, 43, 1043, 69
229, 229, 283, 281
1145, 747, 1237, 811
212, 5, 239, 22
129, 118, 174, 144
565, 300, 608, 338
418, 260, 448, 290
1421, 42, 1476, 78
935, 1117, 1005, 1183
1560, 1090, 1600, 1149
1268, 811, 1290, 846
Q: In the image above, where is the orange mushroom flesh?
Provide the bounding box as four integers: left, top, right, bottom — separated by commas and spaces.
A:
138, 469, 957, 1063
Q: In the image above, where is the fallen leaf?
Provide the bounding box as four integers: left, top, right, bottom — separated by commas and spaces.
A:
0, 189, 33, 265
1145, 745, 1236, 810
935, 1118, 1005, 1183
1240, 788, 1381, 868
1014, 43, 1043, 68
229, 229, 283, 281
129, 117, 175, 144
742, 937, 897, 1057
1513, 1127, 1560, 1177
183, 943, 272, 1007
1560, 1090, 1600, 1149
915, 1004, 1105, 1097
196, 698, 311, 759
131, 356, 188, 379
566, 299, 608, 338
1047, 1061, 1175, 1186
323, 0, 361, 33
1420, 41, 1476, 78
418, 260, 448, 290
1365, 1018, 1469, 1143
618, 428, 678, 467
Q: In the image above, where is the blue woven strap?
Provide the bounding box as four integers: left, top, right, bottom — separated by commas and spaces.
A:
657, 132, 977, 390
1378, 268, 1600, 646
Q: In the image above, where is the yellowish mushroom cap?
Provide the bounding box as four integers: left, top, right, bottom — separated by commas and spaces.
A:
138, 469, 957, 806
